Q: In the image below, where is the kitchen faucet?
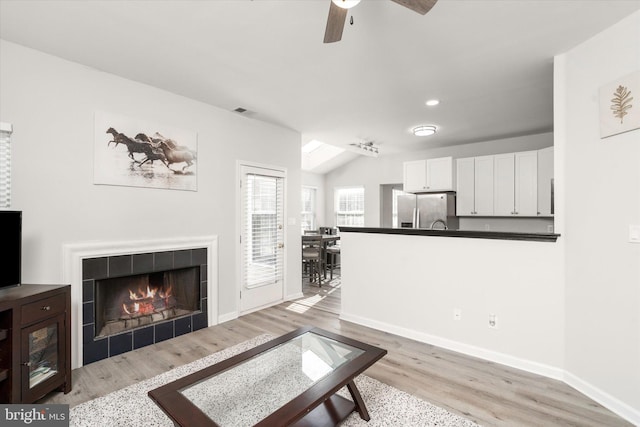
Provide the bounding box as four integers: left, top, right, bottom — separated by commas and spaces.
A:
430, 219, 448, 230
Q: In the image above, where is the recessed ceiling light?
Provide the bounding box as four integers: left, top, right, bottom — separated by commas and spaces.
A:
425, 99, 440, 106
413, 125, 437, 136
331, 0, 361, 9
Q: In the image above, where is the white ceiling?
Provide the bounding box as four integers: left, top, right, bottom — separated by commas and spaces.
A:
1, 0, 639, 173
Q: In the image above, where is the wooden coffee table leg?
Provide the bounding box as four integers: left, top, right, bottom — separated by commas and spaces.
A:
346, 380, 370, 421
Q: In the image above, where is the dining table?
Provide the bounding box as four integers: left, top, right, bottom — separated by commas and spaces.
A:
302, 233, 340, 245
302, 233, 340, 282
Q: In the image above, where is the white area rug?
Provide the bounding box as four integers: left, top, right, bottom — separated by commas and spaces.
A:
70, 334, 478, 426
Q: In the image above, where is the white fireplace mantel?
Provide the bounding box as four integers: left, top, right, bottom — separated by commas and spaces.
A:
63, 236, 218, 369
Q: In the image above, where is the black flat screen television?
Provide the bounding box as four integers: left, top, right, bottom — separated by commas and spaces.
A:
0, 210, 21, 289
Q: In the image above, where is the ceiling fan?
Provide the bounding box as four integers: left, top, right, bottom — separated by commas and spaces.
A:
324, 0, 438, 43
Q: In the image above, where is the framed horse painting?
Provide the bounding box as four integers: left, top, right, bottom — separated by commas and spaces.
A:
94, 111, 198, 191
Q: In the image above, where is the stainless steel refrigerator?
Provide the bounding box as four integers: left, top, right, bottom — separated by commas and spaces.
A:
397, 192, 458, 229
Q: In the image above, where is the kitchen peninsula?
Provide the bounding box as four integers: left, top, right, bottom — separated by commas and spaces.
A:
337, 226, 565, 379
341, 226, 559, 242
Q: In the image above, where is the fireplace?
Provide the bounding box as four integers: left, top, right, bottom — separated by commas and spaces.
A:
80, 246, 210, 366
94, 266, 201, 338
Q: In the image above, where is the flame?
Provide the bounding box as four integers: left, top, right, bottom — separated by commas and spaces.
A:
121, 285, 173, 317
129, 285, 158, 301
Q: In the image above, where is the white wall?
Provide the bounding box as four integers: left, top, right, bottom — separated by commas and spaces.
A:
0, 40, 303, 319
556, 11, 640, 421
324, 133, 552, 227
301, 171, 325, 228
341, 232, 565, 376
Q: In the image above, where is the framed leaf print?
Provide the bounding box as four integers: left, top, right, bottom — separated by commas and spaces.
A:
599, 71, 640, 139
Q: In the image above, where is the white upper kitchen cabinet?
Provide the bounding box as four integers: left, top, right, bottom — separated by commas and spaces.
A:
403, 160, 428, 192
426, 156, 454, 191
515, 151, 538, 216
494, 153, 516, 216
456, 155, 494, 216
474, 155, 495, 215
403, 157, 453, 193
537, 146, 554, 216
456, 157, 475, 215
494, 151, 538, 216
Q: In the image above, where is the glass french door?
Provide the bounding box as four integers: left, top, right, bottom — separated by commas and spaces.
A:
239, 165, 285, 313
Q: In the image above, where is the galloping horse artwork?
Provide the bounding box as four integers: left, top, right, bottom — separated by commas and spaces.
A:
94, 111, 198, 191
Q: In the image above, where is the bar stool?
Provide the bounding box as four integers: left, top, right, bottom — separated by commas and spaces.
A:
302, 235, 324, 286
325, 244, 340, 281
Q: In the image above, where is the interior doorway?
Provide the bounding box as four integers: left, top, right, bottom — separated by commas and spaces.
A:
379, 183, 405, 228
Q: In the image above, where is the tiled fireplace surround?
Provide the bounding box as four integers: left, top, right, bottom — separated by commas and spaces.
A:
82, 248, 208, 365
63, 237, 217, 369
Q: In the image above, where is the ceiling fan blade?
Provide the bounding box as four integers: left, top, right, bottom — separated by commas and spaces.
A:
323, 1, 348, 43
389, 0, 438, 15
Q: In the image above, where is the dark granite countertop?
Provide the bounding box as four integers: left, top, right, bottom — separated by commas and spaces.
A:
338, 227, 560, 242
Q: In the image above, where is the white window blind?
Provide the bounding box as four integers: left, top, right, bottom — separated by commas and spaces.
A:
301, 186, 316, 232
335, 187, 364, 226
0, 123, 13, 208
243, 172, 284, 289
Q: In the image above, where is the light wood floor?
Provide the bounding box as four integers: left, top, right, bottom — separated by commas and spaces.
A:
42, 271, 632, 426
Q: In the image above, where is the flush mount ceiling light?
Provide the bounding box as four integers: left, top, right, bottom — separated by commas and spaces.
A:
425, 99, 440, 106
331, 0, 361, 9
413, 125, 437, 136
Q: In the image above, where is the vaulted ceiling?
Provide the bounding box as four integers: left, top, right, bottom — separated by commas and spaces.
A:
1, 0, 638, 173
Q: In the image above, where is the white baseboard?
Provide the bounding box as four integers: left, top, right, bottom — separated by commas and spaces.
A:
217, 311, 238, 324
285, 292, 304, 301
564, 371, 640, 426
339, 311, 639, 425
339, 312, 564, 380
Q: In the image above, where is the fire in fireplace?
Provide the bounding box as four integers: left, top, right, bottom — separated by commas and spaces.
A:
95, 267, 200, 338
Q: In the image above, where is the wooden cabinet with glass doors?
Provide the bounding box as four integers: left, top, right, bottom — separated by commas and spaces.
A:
0, 284, 71, 403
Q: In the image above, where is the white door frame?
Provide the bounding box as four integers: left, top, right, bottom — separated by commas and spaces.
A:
236, 160, 288, 315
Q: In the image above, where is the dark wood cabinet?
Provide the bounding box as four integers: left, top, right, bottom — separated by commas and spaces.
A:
0, 284, 71, 403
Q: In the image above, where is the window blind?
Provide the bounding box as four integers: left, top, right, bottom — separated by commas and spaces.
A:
243, 172, 284, 289
0, 123, 13, 208
335, 187, 364, 226
301, 186, 316, 232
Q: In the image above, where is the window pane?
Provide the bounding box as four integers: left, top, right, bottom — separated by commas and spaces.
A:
301, 187, 316, 232
244, 173, 284, 288
0, 123, 13, 208
335, 187, 364, 227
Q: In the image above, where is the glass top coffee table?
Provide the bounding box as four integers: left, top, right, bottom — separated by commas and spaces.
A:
148, 326, 387, 426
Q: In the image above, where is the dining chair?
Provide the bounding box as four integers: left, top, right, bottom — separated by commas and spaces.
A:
302, 235, 324, 286
325, 243, 340, 281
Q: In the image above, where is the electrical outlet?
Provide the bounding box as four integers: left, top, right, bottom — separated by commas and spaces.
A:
484, 224, 490, 231
453, 308, 462, 320
488, 314, 498, 329
547, 224, 554, 233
